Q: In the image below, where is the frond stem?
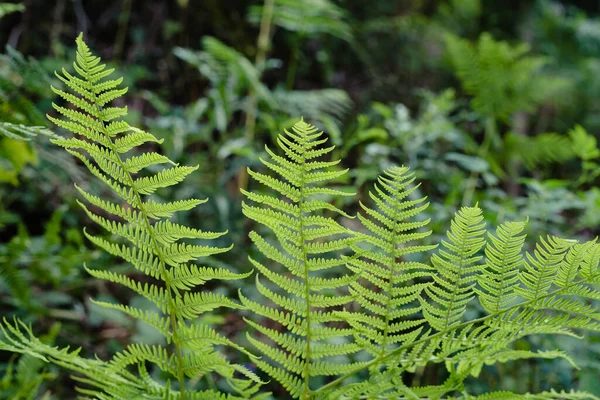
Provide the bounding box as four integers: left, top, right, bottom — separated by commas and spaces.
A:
378, 177, 401, 361
299, 138, 312, 399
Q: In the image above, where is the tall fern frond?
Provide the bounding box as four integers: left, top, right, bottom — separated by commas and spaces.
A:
241, 119, 360, 399
346, 166, 437, 364
2, 34, 259, 399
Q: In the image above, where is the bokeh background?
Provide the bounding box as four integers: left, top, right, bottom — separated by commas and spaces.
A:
3, 0, 600, 398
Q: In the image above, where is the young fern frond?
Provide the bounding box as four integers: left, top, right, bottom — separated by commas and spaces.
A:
1, 34, 259, 399
422, 205, 486, 332
241, 120, 360, 399
476, 220, 527, 314
345, 166, 437, 364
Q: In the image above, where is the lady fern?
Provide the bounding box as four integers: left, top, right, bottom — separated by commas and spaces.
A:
2, 34, 260, 399
2, 33, 600, 400
240, 120, 362, 399
345, 166, 436, 362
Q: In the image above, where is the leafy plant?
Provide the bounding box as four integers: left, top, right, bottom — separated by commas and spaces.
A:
239, 119, 360, 398
1, 34, 261, 398
3, 34, 600, 400
0, 2, 23, 20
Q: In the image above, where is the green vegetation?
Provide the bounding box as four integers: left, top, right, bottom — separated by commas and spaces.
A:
4, 0, 600, 398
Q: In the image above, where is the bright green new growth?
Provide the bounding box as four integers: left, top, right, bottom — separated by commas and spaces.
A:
423, 205, 486, 332
240, 120, 361, 399
346, 167, 436, 360
3, 34, 260, 399
3, 34, 600, 400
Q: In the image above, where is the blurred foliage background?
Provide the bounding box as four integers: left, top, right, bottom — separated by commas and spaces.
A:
4, 0, 600, 398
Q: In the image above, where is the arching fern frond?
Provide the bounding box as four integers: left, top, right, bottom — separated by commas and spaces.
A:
241, 119, 360, 399
2, 33, 260, 398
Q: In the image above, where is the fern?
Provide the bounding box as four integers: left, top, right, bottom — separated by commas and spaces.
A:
422, 205, 486, 332
0, 123, 56, 141
314, 187, 600, 399
476, 220, 527, 314
240, 119, 360, 399
3, 32, 600, 400
1, 34, 260, 399
445, 32, 569, 121
345, 166, 436, 363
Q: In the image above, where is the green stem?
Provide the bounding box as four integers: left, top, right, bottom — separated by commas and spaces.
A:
314, 280, 585, 395
244, 0, 275, 141
299, 139, 312, 399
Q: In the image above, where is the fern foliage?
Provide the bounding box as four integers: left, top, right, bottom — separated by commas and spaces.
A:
445, 32, 569, 121
240, 120, 360, 399
422, 205, 486, 332
346, 166, 436, 362
247, 0, 353, 42
2, 34, 260, 398
0, 123, 56, 141
3, 32, 600, 400
316, 190, 600, 399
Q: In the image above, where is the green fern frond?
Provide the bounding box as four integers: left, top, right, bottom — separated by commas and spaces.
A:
422, 205, 486, 332
515, 236, 576, 301
0, 318, 148, 398
347, 166, 437, 367
21, 33, 258, 397
242, 119, 358, 398
476, 220, 527, 314
0, 122, 56, 141
445, 32, 569, 121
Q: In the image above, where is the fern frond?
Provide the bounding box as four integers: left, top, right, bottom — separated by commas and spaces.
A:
242, 119, 358, 398
347, 166, 437, 368
476, 220, 527, 314
39, 33, 258, 396
0, 318, 146, 397
0, 122, 56, 140
422, 205, 486, 332
515, 236, 575, 301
